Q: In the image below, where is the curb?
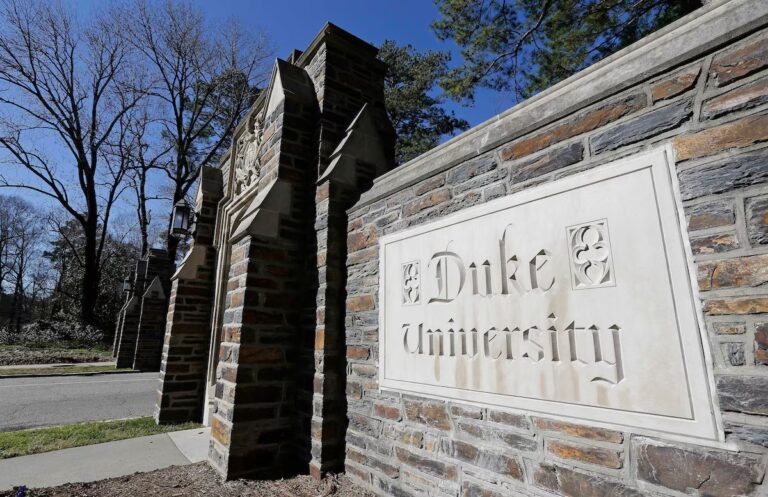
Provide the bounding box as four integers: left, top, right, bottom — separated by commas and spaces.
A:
0, 369, 143, 380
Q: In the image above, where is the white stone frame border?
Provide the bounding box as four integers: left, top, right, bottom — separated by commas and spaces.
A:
377, 145, 727, 448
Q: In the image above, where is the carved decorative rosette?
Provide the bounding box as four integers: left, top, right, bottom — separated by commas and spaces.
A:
567, 220, 615, 289
401, 261, 420, 304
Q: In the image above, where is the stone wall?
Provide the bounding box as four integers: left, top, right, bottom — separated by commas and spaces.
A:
344, 2, 768, 496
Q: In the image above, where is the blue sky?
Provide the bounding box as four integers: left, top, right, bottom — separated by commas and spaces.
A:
2, 0, 515, 243
190, 0, 515, 124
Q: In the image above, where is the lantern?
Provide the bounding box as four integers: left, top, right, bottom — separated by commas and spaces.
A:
171, 199, 194, 236
122, 273, 134, 293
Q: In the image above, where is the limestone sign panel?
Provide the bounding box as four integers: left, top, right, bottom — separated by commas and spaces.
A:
378, 147, 721, 443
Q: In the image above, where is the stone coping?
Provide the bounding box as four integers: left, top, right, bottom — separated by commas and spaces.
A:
353, 0, 768, 211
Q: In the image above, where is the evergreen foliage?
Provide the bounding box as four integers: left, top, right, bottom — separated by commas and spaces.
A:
379, 40, 469, 163
433, 0, 702, 103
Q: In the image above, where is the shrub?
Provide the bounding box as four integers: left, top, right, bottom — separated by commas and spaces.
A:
0, 314, 103, 348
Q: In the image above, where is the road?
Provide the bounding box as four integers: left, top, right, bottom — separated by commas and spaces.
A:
0, 373, 158, 431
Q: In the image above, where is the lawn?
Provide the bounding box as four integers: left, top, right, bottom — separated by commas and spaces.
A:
0, 365, 129, 377
0, 417, 200, 459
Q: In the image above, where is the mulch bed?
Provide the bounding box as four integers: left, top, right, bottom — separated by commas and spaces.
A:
0, 346, 111, 366
2, 463, 377, 497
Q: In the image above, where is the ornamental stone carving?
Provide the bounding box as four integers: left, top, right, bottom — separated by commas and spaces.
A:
567, 220, 615, 289
402, 261, 420, 304
234, 112, 264, 196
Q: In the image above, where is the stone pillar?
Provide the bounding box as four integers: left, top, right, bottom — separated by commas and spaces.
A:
155, 166, 222, 424
132, 280, 166, 372
112, 296, 128, 358
208, 231, 300, 478
207, 59, 316, 479
310, 181, 353, 477
114, 249, 170, 370
301, 25, 395, 478
132, 249, 169, 371
114, 259, 147, 369
309, 105, 392, 478
198, 23, 394, 480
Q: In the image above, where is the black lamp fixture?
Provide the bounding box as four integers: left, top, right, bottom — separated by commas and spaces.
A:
122, 272, 134, 293
171, 198, 195, 237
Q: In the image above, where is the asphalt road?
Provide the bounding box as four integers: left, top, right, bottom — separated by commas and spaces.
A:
0, 372, 159, 431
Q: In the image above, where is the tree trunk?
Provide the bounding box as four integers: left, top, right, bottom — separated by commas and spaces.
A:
81, 215, 100, 328
10, 269, 23, 333
50, 258, 65, 318
137, 170, 150, 258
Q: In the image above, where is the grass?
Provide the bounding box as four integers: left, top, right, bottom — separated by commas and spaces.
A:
0, 365, 130, 377
0, 417, 201, 459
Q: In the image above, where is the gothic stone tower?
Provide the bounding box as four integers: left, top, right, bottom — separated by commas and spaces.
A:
154, 23, 395, 480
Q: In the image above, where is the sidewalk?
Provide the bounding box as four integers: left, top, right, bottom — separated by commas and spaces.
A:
0, 427, 210, 490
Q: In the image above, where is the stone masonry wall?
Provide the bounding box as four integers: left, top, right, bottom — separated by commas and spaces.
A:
344, 19, 768, 497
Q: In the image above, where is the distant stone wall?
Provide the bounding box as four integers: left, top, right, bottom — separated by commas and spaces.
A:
113, 249, 169, 371
344, 2, 768, 496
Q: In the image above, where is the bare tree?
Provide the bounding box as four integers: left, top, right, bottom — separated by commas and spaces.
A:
0, 195, 18, 295
106, 110, 171, 257
123, 0, 274, 267
8, 204, 44, 331
0, 195, 44, 331
0, 0, 144, 326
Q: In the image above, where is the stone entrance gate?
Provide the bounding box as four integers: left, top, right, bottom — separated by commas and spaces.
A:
124, 3, 768, 495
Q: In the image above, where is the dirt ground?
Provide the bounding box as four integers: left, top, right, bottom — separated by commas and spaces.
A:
2, 463, 377, 497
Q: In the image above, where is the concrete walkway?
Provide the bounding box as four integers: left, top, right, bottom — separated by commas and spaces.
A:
0, 427, 210, 490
